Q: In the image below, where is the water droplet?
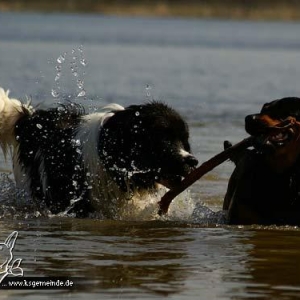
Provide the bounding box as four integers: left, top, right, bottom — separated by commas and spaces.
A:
77, 79, 84, 89
135, 111, 140, 116
77, 90, 86, 97
36, 124, 43, 129
71, 66, 78, 77
57, 55, 65, 64
54, 74, 61, 82
51, 89, 60, 98
80, 58, 87, 66
34, 211, 41, 217
146, 84, 151, 97
70, 198, 81, 205
71, 139, 81, 147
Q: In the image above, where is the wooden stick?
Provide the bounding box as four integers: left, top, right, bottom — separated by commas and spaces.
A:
158, 136, 254, 215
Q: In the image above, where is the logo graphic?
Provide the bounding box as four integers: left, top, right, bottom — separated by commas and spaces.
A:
0, 231, 23, 283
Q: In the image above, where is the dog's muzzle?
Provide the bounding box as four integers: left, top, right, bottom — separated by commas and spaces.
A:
183, 154, 199, 169
158, 153, 198, 189
245, 114, 295, 152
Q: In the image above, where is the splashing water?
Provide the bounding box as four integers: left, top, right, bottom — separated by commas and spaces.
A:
0, 173, 226, 223
0, 174, 49, 219
57, 54, 66, 64
51, 46, 88, 103
54, 65, 62, 82
78, 45, 87, 66
191, 202, 227, 225
51, 88, 60, 98
77, 89, 86, 98
80, 58, 87, 66
70, 46, 88, 101
145, 84, 152, 99
107, 187, 195, 222
77, 79, 84, 89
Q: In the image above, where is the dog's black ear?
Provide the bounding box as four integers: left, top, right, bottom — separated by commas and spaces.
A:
261, 97, 300, 120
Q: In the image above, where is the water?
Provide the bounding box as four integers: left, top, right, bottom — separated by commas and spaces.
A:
1, 12, 300, 299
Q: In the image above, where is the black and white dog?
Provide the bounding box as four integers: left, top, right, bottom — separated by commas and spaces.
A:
0, 88, 198, 218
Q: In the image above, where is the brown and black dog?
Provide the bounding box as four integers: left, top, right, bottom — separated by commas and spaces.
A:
224, 97, 300, 225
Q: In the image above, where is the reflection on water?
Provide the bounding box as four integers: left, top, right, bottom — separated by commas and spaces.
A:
2, 219, 300, 299
0, 219, 251, 298
241, 230, 300, 299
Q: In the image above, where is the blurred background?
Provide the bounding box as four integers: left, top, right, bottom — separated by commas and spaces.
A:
1, 0, 300, 20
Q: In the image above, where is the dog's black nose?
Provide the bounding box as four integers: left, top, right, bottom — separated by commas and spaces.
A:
184, 155, 198, 167
245, 114, 262, 135
245, 114, 259, 124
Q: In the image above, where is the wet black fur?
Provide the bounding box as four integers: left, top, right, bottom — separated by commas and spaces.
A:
15, 104, 88, 214
100, 103, 195, 191
14, 102, 197, 217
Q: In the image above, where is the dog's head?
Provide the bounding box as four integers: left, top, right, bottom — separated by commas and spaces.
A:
245, 97, 300, 172
99, 102, 198, 190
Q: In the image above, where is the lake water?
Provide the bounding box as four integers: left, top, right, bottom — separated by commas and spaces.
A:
1, 11, 300, 299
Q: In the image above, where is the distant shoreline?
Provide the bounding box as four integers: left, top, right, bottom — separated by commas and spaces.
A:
2, 0, 300, 21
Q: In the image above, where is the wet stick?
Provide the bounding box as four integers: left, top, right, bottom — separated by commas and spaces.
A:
158, 136, 254, 215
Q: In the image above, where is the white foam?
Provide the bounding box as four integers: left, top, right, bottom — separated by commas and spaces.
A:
113, 187, 196, 222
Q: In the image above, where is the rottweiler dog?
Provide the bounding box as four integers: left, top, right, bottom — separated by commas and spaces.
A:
224, 97, 300, 225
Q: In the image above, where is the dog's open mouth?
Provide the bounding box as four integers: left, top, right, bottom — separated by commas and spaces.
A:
157, 166, 197, 189
267, 129, 292, 146
254, 127, 294, 150
246, 117, 298, 151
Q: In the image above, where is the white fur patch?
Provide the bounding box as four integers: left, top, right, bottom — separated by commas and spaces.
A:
0, 88, 34, 195
76, 104, 124, 178
75, 104, 125, 215
0, 88, 33, 158
179, 148, 191, 158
